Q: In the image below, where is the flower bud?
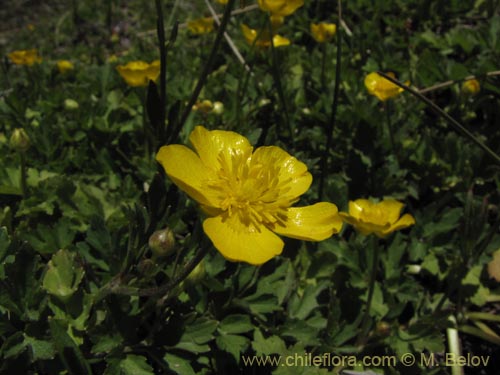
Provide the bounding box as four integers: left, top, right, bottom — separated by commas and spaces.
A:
9, 128, 30, 152
212, 101, 224, 115
148, 228, 175, 257
64, 99, 79, 110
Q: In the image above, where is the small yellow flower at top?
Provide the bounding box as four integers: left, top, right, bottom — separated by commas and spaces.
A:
116, 60, 160, 87
215, 0, 228, 4
57, 60, 74, 74
187, 17, 214, 35
311, 22, 337, 43
339, 199, 415, 238
364, 72, 408, 101
156, 126, 343, 265
258, 0, 304, 17
27, 24, 35, 31
462, 79, 480, 95
241, 24, 290, 48
8, 49, 42, 66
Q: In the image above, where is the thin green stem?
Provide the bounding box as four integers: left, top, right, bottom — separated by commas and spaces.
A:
377, 71, 500, 165
448, 315, 464, 375
320, 43, 327, 89
318, 0, 342, 201
384, 100, 399, 165
155, 0, 167, 131
95, 245, 209, 303
20, 152, 27, 197
168, 0, 236, 143
266, 17, 293, 143
356, 236, 379, 346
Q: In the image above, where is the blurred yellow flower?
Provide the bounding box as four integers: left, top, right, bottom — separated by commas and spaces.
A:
187, 17, 214, 35
339, 199, 415, 238
116, 60, 160, 87
258, 0, 304, 16
156, 126, 343, 265
462, 79, 480, 95
215, 0, 228, 3
8, 49, 42, 66
192, 100, 214, 114
364, 72, 408, 101
57, 60, 74, 74
241, 24, 290, 48
311, 22, 337, 43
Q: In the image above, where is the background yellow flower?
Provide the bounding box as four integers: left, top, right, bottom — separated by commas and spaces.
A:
339, 199, 415, 238
241, 24, 290, 48
8, 49, 42, 66
187, 17, 214, 35
258, 0, 304, 17
311, 22, 337, 43
57, 60, 74, 74
156, 126, 342, 265
116, 60, 160, 87
364, 72, 408, 101
462, 79, 480, 95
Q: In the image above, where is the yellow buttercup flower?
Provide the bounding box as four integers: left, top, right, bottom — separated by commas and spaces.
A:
258, 0, 304, 16
116, 60, 160, 87
364, 72, 408, 101
311, 22, 337, 43
215, 0, 228, 3
192, 100, 214, 114
187, 17, 214, 35
57, 60, 74, 74
339, 199, 415, 238
241, 24, 290, 48
156, 126, 343, 265
8, 49, 42, 66
462, 79, 480, 95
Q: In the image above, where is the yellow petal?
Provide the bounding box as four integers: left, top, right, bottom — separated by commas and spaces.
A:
272, 34, 291, 47
156, 145, 218, 207
189, 126, 253, 170
348, 199, 372, 220
384, 213, 415, 234
273, 202, 343, 241
377, 199, 404, 224
251, 146, 312, 200
203, 214, 284, 265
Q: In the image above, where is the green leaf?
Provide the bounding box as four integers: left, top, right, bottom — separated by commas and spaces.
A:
218, 314, 253, 334
164, 353, 196, 375
49, 318, 91, 374
24, 218, 76, 255
288, 281, 329, 320
119, 354, 154, 375
24, 335, 56, 360
43, 249, 84, 302
215, 334, 248, 362
252, 329, 286, 356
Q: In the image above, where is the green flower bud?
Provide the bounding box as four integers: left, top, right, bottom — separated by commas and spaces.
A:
148, 228, 176, 257
212, 101, 224, 115
9, 128, 30, 152
64, 98, 79, 110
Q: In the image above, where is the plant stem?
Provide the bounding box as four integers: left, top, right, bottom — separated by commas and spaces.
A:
155, 0, 167, 132
20, 152, 27, 197
377, 71, 500, 165
167, 0, 236, 143
356, 236, 379, 346
447, 315, 464, 375
318, 0, 342, 200
384, 100, 400, 165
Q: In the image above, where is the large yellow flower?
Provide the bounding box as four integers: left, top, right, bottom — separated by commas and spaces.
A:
258, 0, 304, 16
241, 24, 290, 48
116, 60, 160, 87
364, 72, 408, 101
339, 199, 415, 238
156, 126, 343, 265
187, 17, 214, 35
8, 49, 42, 66
311, 22, 337, 43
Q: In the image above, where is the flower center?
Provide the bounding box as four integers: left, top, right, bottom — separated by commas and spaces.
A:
207, 150, 293, 229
